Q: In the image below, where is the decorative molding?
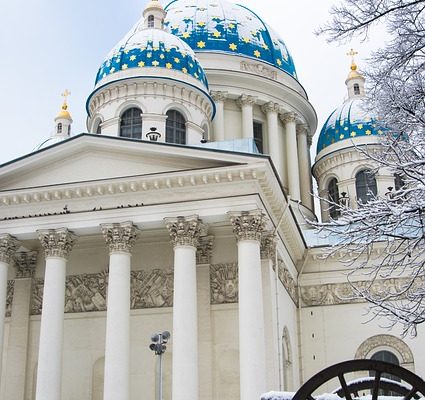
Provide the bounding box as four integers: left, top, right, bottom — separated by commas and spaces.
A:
0, 234, 19, 265
240, 61, 278, 80
355, 334, 414, 364
15, 252, 37, 279
261, 102, 280, 115
275, 259, 298, 305
296, 124, 309, 136
101, 221, 139, 253
210, 91, 228, 102
164, 215, 206, 248
261, 232, 276, 260
210, 263, 238, 304
228, 209, 267, 242
6, 280, 13, 317
197, 235, 214, 264
237, 94, 257, 108
38, 228, 77, 259
31, 268, 174, 315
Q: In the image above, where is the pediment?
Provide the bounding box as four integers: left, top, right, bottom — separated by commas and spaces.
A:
0, 134, 259, 191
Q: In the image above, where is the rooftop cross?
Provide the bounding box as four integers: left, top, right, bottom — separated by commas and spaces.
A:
61, 89, 71, 110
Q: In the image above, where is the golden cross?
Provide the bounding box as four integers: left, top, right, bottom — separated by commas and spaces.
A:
347, 48, 358, 65
61, 89, 71, 104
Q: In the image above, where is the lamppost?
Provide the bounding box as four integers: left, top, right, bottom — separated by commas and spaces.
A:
149, 331, 170, 400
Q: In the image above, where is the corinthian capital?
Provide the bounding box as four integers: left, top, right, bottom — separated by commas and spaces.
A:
261, 232, 277, 260
101, 222, 139, 254
210, 91, 228, 102
38, 228, 77, 259
15, 251, 37, 279
164, 215, 206, 248
0, 234, 19, 264
280, 112, 297, 124
228, 210, 267, 242
237, 94, 257, 108
261, 102, 280, 115
296, 123, 309, 136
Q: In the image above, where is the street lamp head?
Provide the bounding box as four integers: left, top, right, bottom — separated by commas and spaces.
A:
151, 333, 160, 343
162, 331, 171, 341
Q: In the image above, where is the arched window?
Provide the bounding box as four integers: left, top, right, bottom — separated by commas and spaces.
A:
328, 178, 340, 219
67, 125, 71, 135
120, 108, 143, 139
148, 15, 155, 28
96, 124, 102, 134
370, 351, 401, 394
253, 121, 264, 153
166, 110, 186, 144
57, 123, 63, 134
353, 83, 360, 95
356, 169, 377, 203
394, 174, 404, 191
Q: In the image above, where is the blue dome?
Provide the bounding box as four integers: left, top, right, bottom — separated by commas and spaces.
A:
164, 0, 297, 78
95, 28, 208, 87
317, 98, 384, 154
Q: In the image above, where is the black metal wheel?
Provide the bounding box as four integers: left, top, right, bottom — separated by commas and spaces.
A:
292, 359, 425, 400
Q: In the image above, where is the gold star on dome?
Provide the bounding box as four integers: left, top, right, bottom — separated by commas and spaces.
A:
365, 130, 372, 135
276, 59, 282, 66
147, 52, 152, 58
197, 41, 206, 48
254, 50, 261, 58
344, 127, 348, 131
130, 55, 136, 61
138, 61, 145, 67
166, 63, 173, 69
160, 54, 165, 59
198, 21, 206, 27
351, 131, 356, 137
174, 57, 180, 63
182, 31, 191, 39
340, 134, 345, 140
124, 50, 130, 54
242, 37, 250, 43
152, 60, 160, 66
229, 43, 237, 51
378, 130, 383, 134
182, 67, 188, 74
110, 67, 116, 73
122, 64, 128, 70
340, 121, 344, 126
262, 44, 269, 50
153, 47, 159, 51
213, 30, 221, 38
228, 23, 235, 29
357, 124, 364, 129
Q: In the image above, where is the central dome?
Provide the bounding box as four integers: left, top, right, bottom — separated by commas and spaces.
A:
164, 0, 297, 78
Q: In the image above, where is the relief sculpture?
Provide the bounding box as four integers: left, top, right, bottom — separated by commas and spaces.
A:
210, 263, 238, 304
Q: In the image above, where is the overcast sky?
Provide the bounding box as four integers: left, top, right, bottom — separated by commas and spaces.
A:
0, 0, 383, 165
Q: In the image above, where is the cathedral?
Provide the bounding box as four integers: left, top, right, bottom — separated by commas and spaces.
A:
0, 1, 423, 400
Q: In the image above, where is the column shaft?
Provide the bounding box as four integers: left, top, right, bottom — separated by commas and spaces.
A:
173, 246, 198, 400
211, 92, 226, 141
101, 222, 138, 400
297, 125, 313, 208
283, 113, 301, 200
103, 252, 131, 400
238, 95, 256, 139
36, 257, 67, 400
36, 229, 76, 400
229, 211, 267, 400
263, 103, 282, 178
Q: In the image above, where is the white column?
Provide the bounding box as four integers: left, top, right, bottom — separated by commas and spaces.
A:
262, 102, 282, 178
237, 95, 256, 139
165, 216, 206, 400
101, 222, 139, 400
229, 210, 267, 400
5, 252, 37, 400
36, 229, 77, 400
0, 234, 19, 385
281, 112, 301, 201
211, 91, 227, 141
297, 124, 313, 209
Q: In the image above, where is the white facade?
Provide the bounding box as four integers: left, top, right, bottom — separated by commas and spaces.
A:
0, 1, 423, 400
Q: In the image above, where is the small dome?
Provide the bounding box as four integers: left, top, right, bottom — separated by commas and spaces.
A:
56, 104, 72, 120
145, 0, 164, 10
163, 0, 297, 78
95, 27, 208, 88
317, 98, 384, 154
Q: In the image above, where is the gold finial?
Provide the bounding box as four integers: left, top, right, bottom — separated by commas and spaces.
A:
347, 48, 358, 71
61, 89, 71, 110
